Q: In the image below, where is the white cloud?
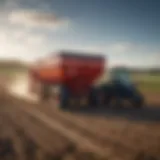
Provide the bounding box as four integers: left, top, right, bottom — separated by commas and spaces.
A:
0, 0, 51, 11
0, 0, 20, 10
0, 26, 50, 61
0, 0, 158, 68
106, 42, 134, 54
66, 42, 134, 54
8, 9, 70, 30
71, 42, 159, 68
0, 0, 71, 61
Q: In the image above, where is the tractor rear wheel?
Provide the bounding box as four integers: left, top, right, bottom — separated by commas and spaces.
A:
130, 94, 144, 108
59, 86, 70, 109
88, 87, 98, 107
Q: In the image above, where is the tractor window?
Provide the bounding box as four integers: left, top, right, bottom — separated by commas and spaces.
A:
111, 69, 131, 83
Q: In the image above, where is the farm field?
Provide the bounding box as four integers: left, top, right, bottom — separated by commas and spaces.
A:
132, 74, 160, 106
1, 68, 160, 105
1, 91, 160, 160
0, 65, 160, 160
0, 0, 159, 159
132, 74, 160, 93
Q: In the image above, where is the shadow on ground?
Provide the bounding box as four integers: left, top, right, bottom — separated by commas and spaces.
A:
65, 105, 160, 122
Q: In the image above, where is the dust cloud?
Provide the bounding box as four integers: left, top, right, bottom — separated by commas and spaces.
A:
7, 74, 38, 102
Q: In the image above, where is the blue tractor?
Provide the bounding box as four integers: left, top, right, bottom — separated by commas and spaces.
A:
96, 67, 145, 108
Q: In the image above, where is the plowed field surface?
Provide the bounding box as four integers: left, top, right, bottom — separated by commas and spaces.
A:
0, 92, 160, 160
0, 75, 160, 160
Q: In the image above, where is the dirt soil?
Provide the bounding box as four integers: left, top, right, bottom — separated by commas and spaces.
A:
143, 92, 160, 107
0, 76, 160, 160
0, 92, 160, 160
1, 95, 107, 160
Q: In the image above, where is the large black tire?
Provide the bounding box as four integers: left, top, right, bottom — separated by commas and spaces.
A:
131, 95, 144, 108
59, 86, 70, 110
112, 96, 124, 109
88, 87, 98, 107
104, 90, 113, 107
108, 86, 124, 108
100, 85, 114, 107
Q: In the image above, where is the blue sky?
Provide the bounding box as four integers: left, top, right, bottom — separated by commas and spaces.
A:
0, 0, 159, 68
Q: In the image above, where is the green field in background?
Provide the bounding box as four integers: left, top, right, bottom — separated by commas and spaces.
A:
0, 68, 27, 78
0, 68, 160, 93
132, 74, 160, 93
99, 72, 160, 93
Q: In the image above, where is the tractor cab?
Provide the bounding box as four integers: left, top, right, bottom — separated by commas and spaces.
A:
98, 66, 144, 108
110, 67, 132, 86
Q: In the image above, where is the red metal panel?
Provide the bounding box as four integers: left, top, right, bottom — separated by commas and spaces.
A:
60, 54, 105, 94
29, 51, 105, 95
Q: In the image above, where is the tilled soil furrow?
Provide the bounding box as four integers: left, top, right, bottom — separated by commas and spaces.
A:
1, 105, 107, 160
34, 103, 160, 154
11, 104, 110, 156
38, 104, 139, 151
11, 98, 134, 151
3, 94, 160, 159
6, 97, 142, 160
